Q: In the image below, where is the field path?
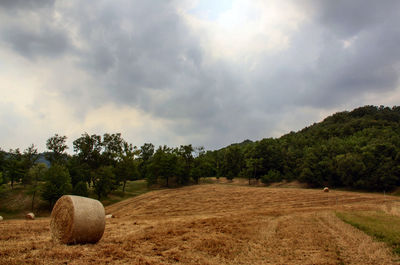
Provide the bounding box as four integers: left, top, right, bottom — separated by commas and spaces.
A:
1, 184, 398, 264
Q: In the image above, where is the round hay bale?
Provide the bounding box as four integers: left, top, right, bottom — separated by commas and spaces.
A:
323, 187, 329, 192
0, 216, 3, 221
105, 214, 114, 219
50, 195, 105, 244
26, 212, 35, 220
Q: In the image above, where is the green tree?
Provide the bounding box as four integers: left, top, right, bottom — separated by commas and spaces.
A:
192, 153, 214, 184
254, 138, 283, 176
66, 155, 91, 188
336, 153, 365, 187
72, 181, 88, 197
139, 143, 155, 179
102, 133, 124, 166
27, 163, 47, 212
73, 132, 102, 185
148, 146, 178, 187
42, 164, 72, 208
21, 144, 39, 186
93, 166, 115, 199
0, 172, 5, 195
0, 148, 6, 173
261, 169, 282, 185
115, 142, 139, 192
46, 134, 68, 164
244, 157, 263, 185
209, 150, 222, 179
73, 133, 102, 165
177, 144, 194, 185
5, 149, 24, 189
223, 146, 244, 180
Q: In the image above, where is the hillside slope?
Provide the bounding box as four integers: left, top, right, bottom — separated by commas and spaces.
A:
210, 105, 400, 191
1, 184, 399, 264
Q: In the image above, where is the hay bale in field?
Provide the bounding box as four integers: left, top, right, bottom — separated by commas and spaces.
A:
26, 212, 35, 220
50, 195, 105, 244
0, 216, 3, 221
105, 214, 114, 219
323, 187, 329, 192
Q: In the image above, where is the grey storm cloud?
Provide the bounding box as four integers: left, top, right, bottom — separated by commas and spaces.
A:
0, 0, 55, 10
0, 0, 70, 60
311, 1, 400, 105
69, 1, 205, 101
61, 0, 241, 139
308, 0, 400, 37
0, 0, 400, 149
250, 1, 400, 110
2, 25, 71, 59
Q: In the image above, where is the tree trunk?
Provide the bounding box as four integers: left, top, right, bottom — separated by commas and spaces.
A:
31, 190, 36, 212
253, 166, 257, 185
123, 180, 126, 193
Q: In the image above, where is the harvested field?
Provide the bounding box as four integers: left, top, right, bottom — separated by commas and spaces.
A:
1, 184, 399, 264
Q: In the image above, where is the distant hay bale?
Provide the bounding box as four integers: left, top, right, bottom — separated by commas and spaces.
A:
26, 213, 35, 220
323, 187, 329, 192
0, 216, 3, 221
50, 195, 105, 244
105, 214, 114, 219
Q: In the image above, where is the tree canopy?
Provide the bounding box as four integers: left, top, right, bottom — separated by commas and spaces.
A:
0, 105, 399, 208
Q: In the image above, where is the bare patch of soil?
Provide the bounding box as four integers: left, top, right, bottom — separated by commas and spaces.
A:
267, 180, 309, 189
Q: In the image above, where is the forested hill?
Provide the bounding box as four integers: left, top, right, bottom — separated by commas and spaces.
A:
1, 105, 399, 206
210, 105, 400, 191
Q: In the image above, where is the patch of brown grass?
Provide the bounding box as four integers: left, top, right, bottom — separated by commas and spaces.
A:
1, 184, 399, 264
381, 200, 400, 217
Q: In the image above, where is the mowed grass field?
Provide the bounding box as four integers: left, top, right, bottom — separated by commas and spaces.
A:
1, 184, 399, 265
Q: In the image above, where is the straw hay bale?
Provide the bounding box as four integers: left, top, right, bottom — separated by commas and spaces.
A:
323, 187, 329, 192
105, 214, 114, 219
0, 216, 3, 221
26, 213, 35, 220
50, 195, 105, 244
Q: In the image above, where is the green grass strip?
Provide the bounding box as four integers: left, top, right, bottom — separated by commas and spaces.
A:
336, 211, 400, 255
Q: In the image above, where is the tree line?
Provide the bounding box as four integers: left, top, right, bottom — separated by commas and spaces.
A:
0, 133, 215, 209
0, 105, 399, 210
206, 105, 400, 191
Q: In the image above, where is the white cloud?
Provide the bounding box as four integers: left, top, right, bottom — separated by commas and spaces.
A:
342, 35, 358, 49
81, 104, 174, 146
181, 0, 306, 61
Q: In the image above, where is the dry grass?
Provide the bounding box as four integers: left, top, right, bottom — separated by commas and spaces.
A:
381, 200, 400, 217
1, 184, 399, 264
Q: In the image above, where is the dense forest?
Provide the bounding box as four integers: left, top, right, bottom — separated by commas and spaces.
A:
220, 105, 400, 191
0, 105, 399, 208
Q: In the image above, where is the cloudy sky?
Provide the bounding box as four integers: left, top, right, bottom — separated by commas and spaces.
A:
1, 0, 400, 152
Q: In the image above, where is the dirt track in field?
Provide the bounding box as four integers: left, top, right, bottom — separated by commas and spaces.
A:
1, 184, 399, 264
